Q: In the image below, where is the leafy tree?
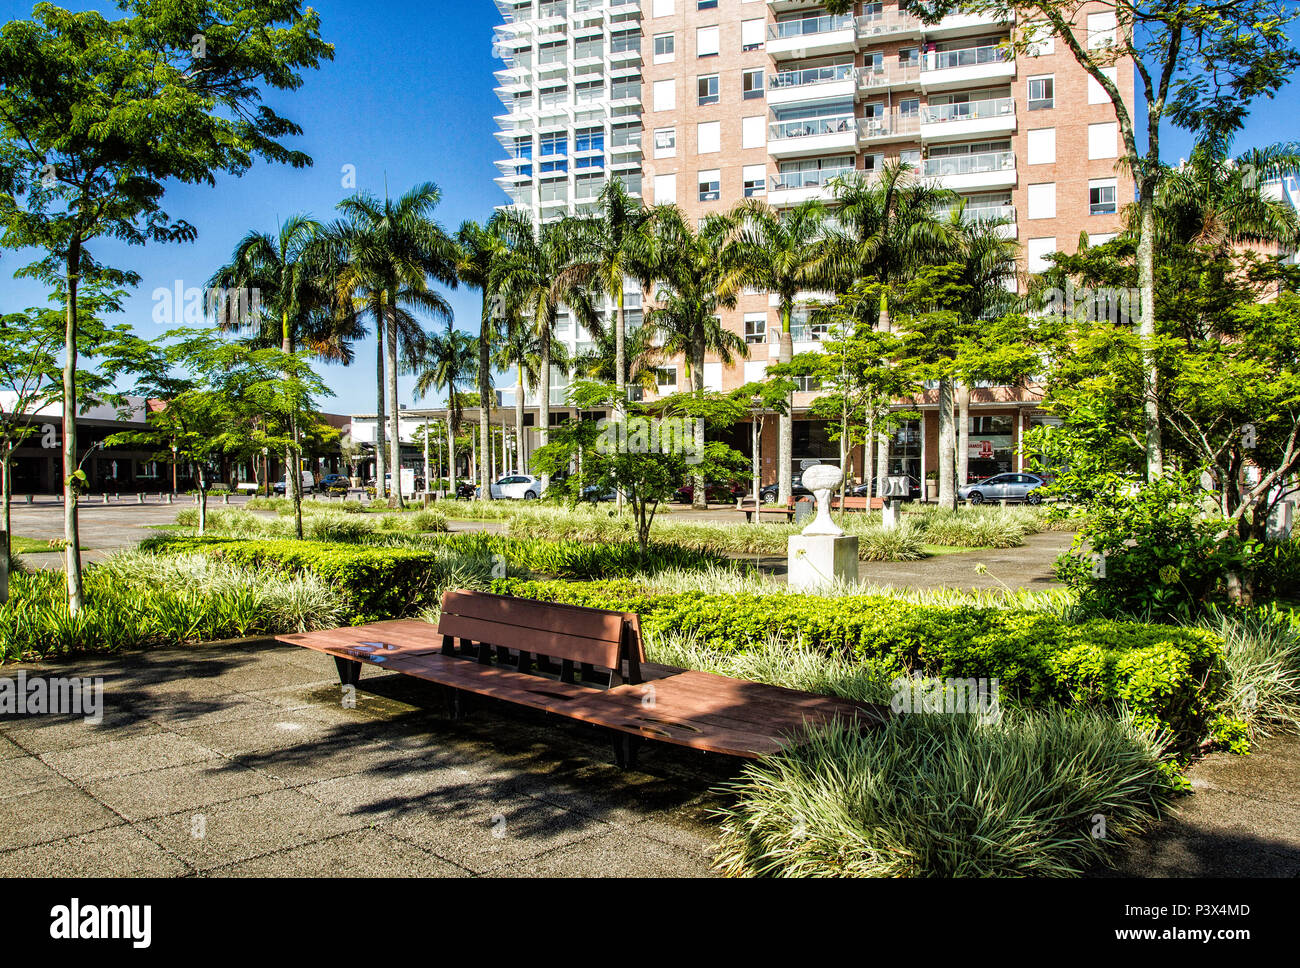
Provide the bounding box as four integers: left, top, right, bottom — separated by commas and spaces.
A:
334, 182, 458, 507
888, 0, 1300, 482
645, 211, 748, 507
720, 199, 831, 504
493, 321, 570, 477
0, 0, 332, 611
533, 381, 746, 555
411, 328, 476, 499
455, 215, 512, 500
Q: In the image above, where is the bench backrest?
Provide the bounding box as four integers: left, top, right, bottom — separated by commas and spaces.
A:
437, 589, 643, 683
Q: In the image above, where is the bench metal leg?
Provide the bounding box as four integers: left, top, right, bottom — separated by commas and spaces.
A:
611, 733, 642, 770
441, 685, 466, 720
334, 656, 362, 688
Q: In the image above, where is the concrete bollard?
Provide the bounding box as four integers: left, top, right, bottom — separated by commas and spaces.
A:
167, 493, 174, 505
24, 494, 32, 505
137, 493, 145, 504
223, 493, 230, 504
103, 493, 110, 505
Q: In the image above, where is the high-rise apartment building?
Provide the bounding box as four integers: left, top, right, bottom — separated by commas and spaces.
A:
491, 0, 1137, 488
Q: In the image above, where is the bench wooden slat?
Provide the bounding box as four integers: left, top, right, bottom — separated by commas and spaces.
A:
441, 589, 625, 644
437, 611, 623, 670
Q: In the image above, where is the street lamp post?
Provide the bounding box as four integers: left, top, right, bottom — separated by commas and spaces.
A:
170, 442, 178, 495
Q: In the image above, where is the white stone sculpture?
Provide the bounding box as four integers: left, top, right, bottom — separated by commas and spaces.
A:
800, 463, 845, 536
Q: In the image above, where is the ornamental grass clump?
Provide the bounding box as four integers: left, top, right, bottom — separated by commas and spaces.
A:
713, 708, 1174, 878
1200, 605, 1300, 741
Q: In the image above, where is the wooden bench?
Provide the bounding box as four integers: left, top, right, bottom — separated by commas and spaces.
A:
276, 589, 885, 768
737, 496, 806, 522
831, 495, 884, 512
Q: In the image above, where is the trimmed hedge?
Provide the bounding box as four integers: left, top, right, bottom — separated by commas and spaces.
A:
144, 537, 444, 623
492, 577, 1231, 750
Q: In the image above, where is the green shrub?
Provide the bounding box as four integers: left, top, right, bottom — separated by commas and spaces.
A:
713, 709, 1173, 877
492, 577, 1231, 748
0, 551, 344, 661
1199, 605, 1300, 740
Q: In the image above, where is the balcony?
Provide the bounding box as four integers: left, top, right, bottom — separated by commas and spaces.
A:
768, 114, 858, 157
923, 150, 1017, 191
608, 0, 642, 21
766, 14, 857, 60
858, 113, 921, 144
921, 43, 1016, 91
924, 11, 1012, 39
857, 63, 921, 93
769, 167, 855, 206
920, 96, 1016, 141
767, 63, 857, 106
855, 11, 921, 41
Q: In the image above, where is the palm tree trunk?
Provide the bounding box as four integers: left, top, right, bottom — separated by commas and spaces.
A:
374, 304, 387, 501
956, 381, 971, 492
1137, 177, 1163, 480
538, 327, 551, 490
615, 287, 626, 407
692, 344, 707, 509
447, 416, 457, 502
937, 377, 957, 510
778, 307, 793, 504
1, 453, 10, 605
478, 301, 493, 501
515, 367, 526, 475
386, 310, 404, 508
63, 240, 84, 614
282, 320, 304, 539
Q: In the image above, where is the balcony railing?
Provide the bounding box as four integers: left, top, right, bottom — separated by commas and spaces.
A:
923, 150, 1016, 178
921, 96, 1015, 123
769, 63, 856, 90
769, 115, 856, 140
772, 168, 855, 191
923, 44, 1009, 71
856, 11, 921, 35
858, 114, 921, 139
768, 14, 855, 41
957, 203, 1016, 223
857, 63, 921, 88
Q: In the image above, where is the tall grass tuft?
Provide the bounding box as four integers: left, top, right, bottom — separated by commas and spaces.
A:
713, 709, 1174, 877
1199, 605, 1300, 739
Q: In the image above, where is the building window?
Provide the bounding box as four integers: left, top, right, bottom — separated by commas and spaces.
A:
574, 126, 604, 153
1026, 127, 1055, 164
743, 68, 764, 100
898, 97, 919, 118
1025, 21, 1054, 56
899, 47, 919, 66
698, 168, 721, 201
698, 74, 719, 105
576, 155, 604, 169
697, 25, 719, 57
1089, 178, 1118, 215
540, 133, 566, 156
540, 159, 567, 173
653, 126, 676, 158
1087, 11, 1117, 49
652, 78, 675, 111
697, 120, 720, 154
1027, 236, 1057, 273
744, 312, 767, 344
742, 164, 766, 197
1088, 121, 1118, 159
1027, 75, 1054, 110
655, 366, 678, 388
697, 0, 717, 8
610, 30, 640, 53
653, 172, 677, 204
1027, 182, 1056, 219
741, 19, 764, 51
653, 33, 675, 63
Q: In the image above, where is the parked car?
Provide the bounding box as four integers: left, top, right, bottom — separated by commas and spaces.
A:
850, 475, 922, 502
958, 472, 1048, 505
759, 475, 813, 505
488, 474, 545, 500
317, 473, 350, 494
673, 480, 746, 504
273, 470, 316, 495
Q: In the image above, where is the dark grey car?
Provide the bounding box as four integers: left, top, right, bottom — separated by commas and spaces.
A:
958, 472, 1048, 505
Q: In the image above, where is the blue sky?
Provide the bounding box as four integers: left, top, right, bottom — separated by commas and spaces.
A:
0, 1, 1297, 416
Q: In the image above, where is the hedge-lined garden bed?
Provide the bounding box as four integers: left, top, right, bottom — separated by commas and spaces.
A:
491, 577, 1234, 751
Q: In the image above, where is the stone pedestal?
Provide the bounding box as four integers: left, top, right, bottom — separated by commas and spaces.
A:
788, 534, 859, 592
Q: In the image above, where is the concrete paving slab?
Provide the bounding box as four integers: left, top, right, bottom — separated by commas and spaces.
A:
496, 826, 717, 878
0, 755, 76, 800
211, 827, 464, 878
0, 824, 190, 878
79, 758, 286, 822
40, 731, 221, 782
0, 786, 122, 851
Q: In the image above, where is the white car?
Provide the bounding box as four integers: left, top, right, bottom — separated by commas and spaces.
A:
489, 474, 545, 500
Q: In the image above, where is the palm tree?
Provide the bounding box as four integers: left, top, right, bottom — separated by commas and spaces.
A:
946, 208, 1021, 498
821, 164, 957, 490
564, 179, 656, 414
494, 321, 571, 475
208, 214, 356, 537
719, 199, 830, 503
645, 211, 747, 507
571, 316, 660, 393
493, 211, 598, 489
455, 215, 512, 501
335, 182, 458, 508
412, 328, 477, 499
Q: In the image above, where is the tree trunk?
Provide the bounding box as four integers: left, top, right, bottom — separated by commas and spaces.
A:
957, 381, 971, 492
386, 310, 403, 508
197, 465, 208, 536
615, 288, 626, 517
63, 241, 84, 614
282, 319, 304, 539
374, 303, 387, 502
515, 368, 526, 476
865, 410, 875, 494
1136, 177, 1163, 481
937, 377, 957, 510
778, 308, 793, 504
446, 417, 457, 501
1, 453, 10, 605
538, 329, 551, 490
478, 301, 493, 501
692, 344, 707, 509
